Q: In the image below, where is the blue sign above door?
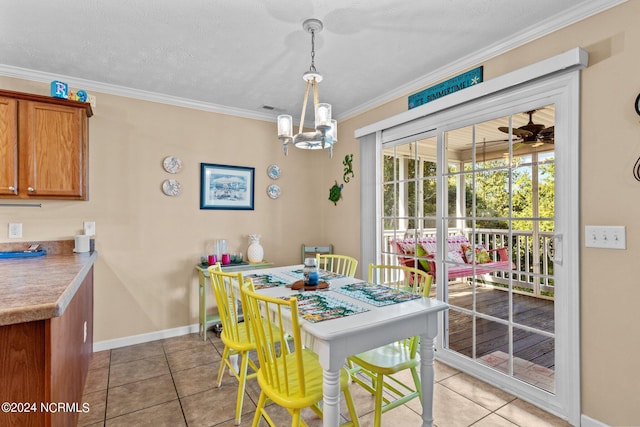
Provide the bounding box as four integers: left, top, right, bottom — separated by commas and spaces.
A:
408, 66, 483, 110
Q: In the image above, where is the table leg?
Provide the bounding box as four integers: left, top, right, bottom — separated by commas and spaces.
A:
198, 271, 207, 340
322, 368, 341, 427
419, 322, 438, 426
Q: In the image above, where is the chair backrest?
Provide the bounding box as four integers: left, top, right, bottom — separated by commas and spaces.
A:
241, 283, 310, 399
301, 243, 333, 264
316, 254, 358, 277
208, 264, 251, 343
368, 264, 433, 297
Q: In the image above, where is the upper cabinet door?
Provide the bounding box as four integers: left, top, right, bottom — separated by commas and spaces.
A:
0, 97, 18, 196
19, 101, 88, 199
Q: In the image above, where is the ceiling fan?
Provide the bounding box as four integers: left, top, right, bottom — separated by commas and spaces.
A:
498, 110, 554, 148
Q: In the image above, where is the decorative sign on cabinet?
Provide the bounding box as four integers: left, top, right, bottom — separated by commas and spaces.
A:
0, 89, 92, 200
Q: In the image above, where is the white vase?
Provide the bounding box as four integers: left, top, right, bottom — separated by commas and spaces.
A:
247, 234, 264, 263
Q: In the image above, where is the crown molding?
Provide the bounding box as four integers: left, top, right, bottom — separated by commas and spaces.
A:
338, 0, 627, 122
0, 64, 278, 123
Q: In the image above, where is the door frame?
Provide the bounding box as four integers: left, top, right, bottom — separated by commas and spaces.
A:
357, 49, 584, 424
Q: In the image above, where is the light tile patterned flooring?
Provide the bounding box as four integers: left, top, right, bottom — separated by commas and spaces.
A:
79, 331, 572, 426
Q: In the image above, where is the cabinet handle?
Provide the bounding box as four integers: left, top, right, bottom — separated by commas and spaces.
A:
28, 187, 35, 192
8, 186, 16, 192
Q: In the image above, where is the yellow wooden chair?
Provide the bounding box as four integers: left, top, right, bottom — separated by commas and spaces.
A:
347, 264, 433, 427
315, 253, 358, 278
241, 283, 360, 427
208, 264, 259, 425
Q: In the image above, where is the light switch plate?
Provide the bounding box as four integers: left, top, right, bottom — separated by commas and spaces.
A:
585, 225, 626, 249
83, 221, 96, 236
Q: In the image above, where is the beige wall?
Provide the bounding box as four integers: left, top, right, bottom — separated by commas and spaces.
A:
2, 2, 639, 424
333, 3, 640, 425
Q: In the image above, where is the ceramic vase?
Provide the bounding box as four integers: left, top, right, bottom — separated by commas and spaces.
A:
247, 234, 264, 263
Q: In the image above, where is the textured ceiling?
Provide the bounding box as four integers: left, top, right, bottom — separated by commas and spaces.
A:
0, 0, 623, 125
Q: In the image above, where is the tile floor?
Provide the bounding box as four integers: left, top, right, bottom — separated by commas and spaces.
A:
79, 331, 572, 427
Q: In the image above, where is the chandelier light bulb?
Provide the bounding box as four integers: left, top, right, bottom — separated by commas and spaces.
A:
326, 119, 338, 141
315, 103, 332, 129
277, 115, 293, 138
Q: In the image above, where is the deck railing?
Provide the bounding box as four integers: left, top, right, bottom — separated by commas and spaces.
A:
382, 228, 555, 300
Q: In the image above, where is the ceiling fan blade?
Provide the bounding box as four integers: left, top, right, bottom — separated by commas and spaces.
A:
538, 125, 554, 141
498, 126, 533, 138
512, 128, 534, 138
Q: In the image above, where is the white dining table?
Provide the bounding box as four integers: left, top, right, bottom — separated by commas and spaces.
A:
240, 265, 449, 427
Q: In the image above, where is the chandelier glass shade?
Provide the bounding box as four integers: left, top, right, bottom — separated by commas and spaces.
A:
277, 18, 337, 157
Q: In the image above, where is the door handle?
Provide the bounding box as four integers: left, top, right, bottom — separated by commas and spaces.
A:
552, 234, 563, 265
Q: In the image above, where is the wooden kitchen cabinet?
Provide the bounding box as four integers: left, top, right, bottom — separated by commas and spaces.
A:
0, 89, 92, 200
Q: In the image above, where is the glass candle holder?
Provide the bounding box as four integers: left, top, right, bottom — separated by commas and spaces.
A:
303, 257, 319, 286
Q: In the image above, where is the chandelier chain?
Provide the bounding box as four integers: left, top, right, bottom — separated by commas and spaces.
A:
309, 29, 317, 73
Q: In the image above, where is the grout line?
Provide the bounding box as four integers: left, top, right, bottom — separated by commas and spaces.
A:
162, 339, 190, 426
103, 350, 111, 424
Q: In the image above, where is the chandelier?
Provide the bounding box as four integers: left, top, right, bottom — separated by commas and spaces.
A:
277, 18, 337, 157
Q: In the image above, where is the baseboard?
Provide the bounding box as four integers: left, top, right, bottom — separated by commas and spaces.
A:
581, 414, 610, 427
93, 323, 200, 352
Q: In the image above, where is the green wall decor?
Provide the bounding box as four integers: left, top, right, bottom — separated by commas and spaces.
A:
343, 154, 354, 183
328, 181, 344, 206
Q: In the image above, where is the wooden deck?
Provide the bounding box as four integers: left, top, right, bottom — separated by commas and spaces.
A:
442, 281, 555, 371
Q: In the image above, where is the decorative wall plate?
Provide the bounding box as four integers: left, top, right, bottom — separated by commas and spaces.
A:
163, 156, 183, 174
267, 184, 281, 199
267, 164, 281, 180
162, 179, 182, 196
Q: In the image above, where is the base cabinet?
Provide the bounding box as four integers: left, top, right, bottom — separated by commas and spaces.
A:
0, 267, 94, 427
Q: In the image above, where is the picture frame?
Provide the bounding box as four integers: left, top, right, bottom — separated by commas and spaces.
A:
200, 163, 255, 210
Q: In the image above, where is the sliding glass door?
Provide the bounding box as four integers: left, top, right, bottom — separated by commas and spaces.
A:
442, 107, 556, 393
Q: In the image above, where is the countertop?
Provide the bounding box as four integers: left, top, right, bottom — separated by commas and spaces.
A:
0, 251, 97, 326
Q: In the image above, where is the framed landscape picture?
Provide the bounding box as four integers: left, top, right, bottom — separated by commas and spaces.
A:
200, 163, 255, 210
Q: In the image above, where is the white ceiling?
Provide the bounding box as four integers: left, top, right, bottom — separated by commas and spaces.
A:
0, 0, 623, 125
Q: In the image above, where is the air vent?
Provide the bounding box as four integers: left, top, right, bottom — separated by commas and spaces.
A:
262, 105, 286, 113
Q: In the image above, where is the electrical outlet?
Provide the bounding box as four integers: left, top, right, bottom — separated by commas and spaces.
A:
8, 223, 22, 238
83, 221, 96, 236
585, 225, 626, 249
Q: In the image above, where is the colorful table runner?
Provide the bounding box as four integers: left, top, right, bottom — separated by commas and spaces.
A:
335, 282, 422, 307
283, 293, 369, 323
286, 269, 345, 281
244, 273, 292, 289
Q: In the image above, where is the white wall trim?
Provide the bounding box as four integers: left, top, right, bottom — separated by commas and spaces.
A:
93, 323, 200, 352
581, 414, 610, 427
0, 64, 277, 123
340, 0, 626, 122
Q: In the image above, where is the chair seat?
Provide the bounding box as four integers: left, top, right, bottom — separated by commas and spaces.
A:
258, 349, 352, 409
220, 322, 256, 352
349, 341, 420, 375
